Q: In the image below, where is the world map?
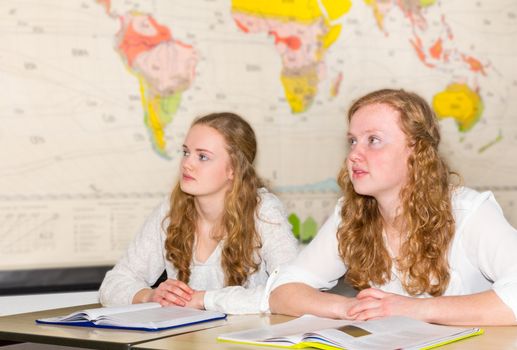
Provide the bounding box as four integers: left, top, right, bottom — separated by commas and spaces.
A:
112, 11, 197, 158
1, 0, 516, 269
100, 0, 495, 159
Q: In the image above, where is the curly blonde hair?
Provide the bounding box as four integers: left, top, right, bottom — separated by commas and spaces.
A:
164, 112, 264, 286
337, 89, 457, 296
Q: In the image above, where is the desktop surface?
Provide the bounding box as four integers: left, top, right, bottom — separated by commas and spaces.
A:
0, 304, 226, 350
132, 313, 292, 350
132, 316, 517, 350
1, 305, 515, 350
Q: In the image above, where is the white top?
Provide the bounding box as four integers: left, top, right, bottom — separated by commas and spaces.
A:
264, 187, 517, 319
99, 188, 298, 314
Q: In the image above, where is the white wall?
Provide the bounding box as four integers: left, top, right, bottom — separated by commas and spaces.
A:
0, 291, 98, 316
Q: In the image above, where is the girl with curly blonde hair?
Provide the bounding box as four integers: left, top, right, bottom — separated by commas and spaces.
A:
269, 89, 517, 325
100, 112, 298, 313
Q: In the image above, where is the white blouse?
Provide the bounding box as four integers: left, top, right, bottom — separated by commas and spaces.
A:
99, 188, 298, 314
263, 187, 517, 319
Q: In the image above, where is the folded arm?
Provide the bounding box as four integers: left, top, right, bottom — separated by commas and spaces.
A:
270, 283, 357, 319
349, 288, 515, 326
267, 202, 352, 316
349, 196, 517, 326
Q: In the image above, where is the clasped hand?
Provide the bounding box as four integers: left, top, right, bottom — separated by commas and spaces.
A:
346, 288, 428, 321
149, 279, 205, 309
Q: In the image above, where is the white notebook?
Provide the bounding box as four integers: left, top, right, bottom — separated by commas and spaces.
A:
36, 302, 227, 331
218, 314, 483, 350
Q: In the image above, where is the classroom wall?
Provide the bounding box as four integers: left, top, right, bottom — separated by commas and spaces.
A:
0, 292, 98, 317
1, 1, 516, 307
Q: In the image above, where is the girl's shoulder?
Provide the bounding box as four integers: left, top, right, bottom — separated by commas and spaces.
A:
255, 188, 298, 247
256, 187, 283, 210
451, 186, 497, 230
255, 188, 288, 225
155, 196, 172, 218
143, 196, 171, 232
451, 186, 493, 212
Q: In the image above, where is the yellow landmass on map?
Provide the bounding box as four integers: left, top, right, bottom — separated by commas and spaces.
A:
320, 0, 352, 21
232, 0, 351, 113
322, 24, 342, 50
232, 0, 350, 23
432, 83, 483, 132
281, 67, 318, 114
419, 0, 437, 7
138, 76, 181, 157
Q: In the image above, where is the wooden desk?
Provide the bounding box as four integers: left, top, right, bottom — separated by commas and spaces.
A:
439, 326, 517, 349
1, 305, 515, 350
0, 304, 226, 350
132, 315, 517, 350
132, 314, 292, 350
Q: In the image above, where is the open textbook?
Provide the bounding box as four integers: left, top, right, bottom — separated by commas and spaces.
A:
218, 315, 483, 350
36, 302, 227, 332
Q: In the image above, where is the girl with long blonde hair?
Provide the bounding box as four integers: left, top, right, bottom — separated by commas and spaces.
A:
100, 112, 298, 313
268, 89, 517, 325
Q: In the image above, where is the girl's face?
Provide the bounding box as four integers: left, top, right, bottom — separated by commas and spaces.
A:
346, 103, 411, 205
180, 124, 234, 200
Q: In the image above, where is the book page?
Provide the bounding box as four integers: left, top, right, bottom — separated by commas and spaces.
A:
41, 302, 161, 323
80, 302, 161, 320
302, 316, 479, 350
96, 305, 226, 329
219, 315, 352, 345
219, 315, 480, 350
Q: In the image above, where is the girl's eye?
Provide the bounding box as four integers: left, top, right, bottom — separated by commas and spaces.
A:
369, 136, 380, 144
199, 154, 209, 161
182, 150, 190, 157
348, 138, 357, 146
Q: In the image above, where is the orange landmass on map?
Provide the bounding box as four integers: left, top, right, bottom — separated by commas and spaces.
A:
118, 16, 172, 66
96, 0, 111, 14
269, 31, 302, 50
410, 35, 434, 68
234, 18, 250, 33
429, 38, 442, 59
462, 54, 486, 75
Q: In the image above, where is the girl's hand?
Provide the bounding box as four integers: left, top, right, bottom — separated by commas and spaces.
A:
347, 288, 429, 321
186, 290, 206, 310
149, 279, 194, 307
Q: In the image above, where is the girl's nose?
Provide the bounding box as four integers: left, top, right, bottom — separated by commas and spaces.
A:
181, 155, 193, 171
348, 145, 364, 163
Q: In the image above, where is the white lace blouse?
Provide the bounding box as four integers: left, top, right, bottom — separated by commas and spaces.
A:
263, 187, 517, 319
99, 188, 298, 314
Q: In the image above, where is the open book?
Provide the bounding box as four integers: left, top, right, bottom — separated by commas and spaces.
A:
218, 315, 483, 350
36, 302, 226, 332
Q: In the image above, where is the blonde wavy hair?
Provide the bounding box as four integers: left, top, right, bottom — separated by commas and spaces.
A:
164, 112, 264, 286
337, 89, 458, 296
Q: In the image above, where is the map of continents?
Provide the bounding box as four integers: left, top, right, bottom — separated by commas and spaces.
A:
95, 0, 501, 161
231, 0, 351, 113
365, 0, 488, 143
99, 1, 198, 158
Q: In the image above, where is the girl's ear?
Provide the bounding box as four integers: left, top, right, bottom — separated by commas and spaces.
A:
227, 165, 234, 180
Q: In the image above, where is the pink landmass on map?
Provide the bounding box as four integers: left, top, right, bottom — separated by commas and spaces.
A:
233, 12, 326, 73
116, 13, 197, 96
